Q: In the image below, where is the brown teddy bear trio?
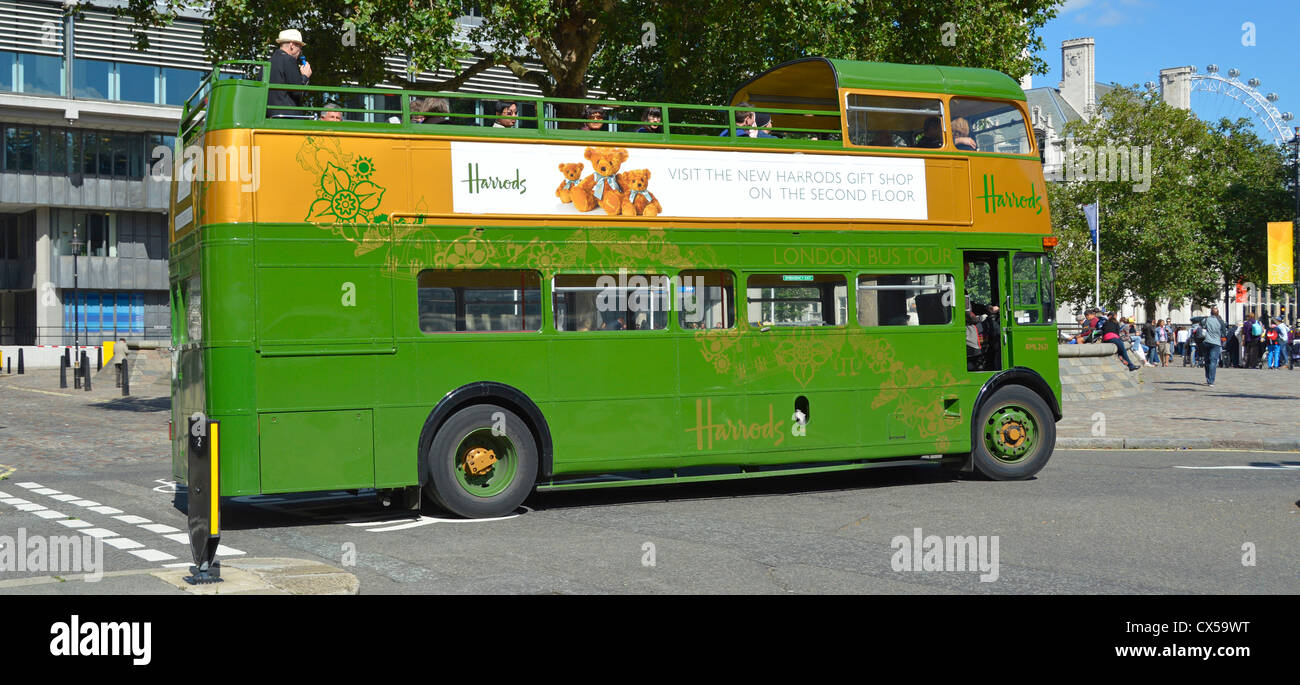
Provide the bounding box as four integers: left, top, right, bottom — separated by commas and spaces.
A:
556, 147, 662, 217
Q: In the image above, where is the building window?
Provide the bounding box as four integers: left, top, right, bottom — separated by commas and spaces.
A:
117, 62, 158, 104
73, 58, 111, 99
3, 126, 35, 171
19, 53, 63, 96
856, 274, 954, 326
0, 51, 13, 92
163, 67, 203, 106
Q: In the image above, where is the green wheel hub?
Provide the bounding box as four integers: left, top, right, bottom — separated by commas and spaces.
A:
453, 429, 519, 498
983, 404, 1037, 463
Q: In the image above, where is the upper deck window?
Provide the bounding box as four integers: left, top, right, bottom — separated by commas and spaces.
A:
845, 94, 945, 149
949, 98, 1033, 155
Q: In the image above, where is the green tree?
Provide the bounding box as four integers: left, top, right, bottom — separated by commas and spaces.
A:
1048, 86, 1291, 317
113, 0, 1061, 103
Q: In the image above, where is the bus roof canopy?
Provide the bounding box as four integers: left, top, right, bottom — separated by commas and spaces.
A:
729, 57, 1027, 113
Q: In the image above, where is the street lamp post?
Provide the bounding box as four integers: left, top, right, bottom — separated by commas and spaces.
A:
70, 225, 83, 362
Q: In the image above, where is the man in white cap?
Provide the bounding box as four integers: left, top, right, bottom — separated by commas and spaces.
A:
268, 28, 312, 117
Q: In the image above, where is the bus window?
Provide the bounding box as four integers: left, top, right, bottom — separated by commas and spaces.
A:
553, 273, 669, 331
746, 274, 846, 327
678, 270, 734, 330
857, 274, 954, 327
417, 270, 541, 333
1012, 254, 1055, 325
845, 94, 945, 149
949, 98, 1032, 155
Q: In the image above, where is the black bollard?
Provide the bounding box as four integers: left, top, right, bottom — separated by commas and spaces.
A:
64, 347, 70, 369
74, 351, 81, 389
5, 357, 9, 374
16, 348, 22, 374
82, 351, 91, 391
60, 356, 67, 389
121, 357, 130, 396
97, 347, 102, 371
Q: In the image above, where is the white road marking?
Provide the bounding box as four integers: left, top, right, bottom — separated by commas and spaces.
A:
161, 562, 191, 568
103, 538, 145, 550
1, 498, 30, 505
113, 515, 151, 524
50, 494, 80, 502
1173, 464, 1300, 470
162, 533, 190, 544
69, 500, 101, 507
151, 479, 180, 494
0, 491, 10, 498
139, 523, 180, 534
56, 519, 93, 529
88, 506, 123, 515
16, 482, 42, 488
80, 528, 119, 539
364, 513, 521, 532
129, 549, 176, 562
33, 510, 66, 519
216, 545, 245, 556
15, 503, 46, 512
32, 488, 60, 495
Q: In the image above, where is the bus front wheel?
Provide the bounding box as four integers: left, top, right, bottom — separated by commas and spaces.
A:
971, 385, 1055, 480
425, 404, 538, 518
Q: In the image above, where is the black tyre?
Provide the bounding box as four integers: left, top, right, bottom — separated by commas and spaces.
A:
425, 404, 538, 518
971, 385, 1056, 480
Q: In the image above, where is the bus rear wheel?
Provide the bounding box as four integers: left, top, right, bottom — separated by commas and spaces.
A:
425, 404, 538, 518
972, 385, 1055, 480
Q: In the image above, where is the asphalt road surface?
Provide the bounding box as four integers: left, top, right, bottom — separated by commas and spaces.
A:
2, 448, 1295, 594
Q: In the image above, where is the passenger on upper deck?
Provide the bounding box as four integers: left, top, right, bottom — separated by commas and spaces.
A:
636, 107, 662, 133
753, 112, 778, 138
411, 97, 451, 124
915, 116, 943, 148
952, 116, 977, 151
492, 101, 518, 128
319, 102, 343, 122
583, 106, 607, 131
718, 103, 755, 136
267, 29, 312, 117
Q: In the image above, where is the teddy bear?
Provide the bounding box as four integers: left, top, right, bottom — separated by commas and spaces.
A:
555, 163, 584, 204
616, 169, 662, 217
572, 147, 628, 215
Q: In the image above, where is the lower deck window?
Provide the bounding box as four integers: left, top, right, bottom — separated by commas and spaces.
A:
418, 270, 541, 333
746, 274, 847, 327
856, 274, 954, 326
553, 273, 669, 331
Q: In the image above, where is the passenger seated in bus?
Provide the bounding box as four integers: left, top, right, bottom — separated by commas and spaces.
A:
718, 103, 755, 136
583, 106, 607, 131
952, 117, 977, 151
319, 102, 343, 122
492, 101, 518, 128
636, 107, 663, 133
411, 97, 450, 124
915, 117, 943, 148
753, 112, 778, 138
868, 130, 896, 147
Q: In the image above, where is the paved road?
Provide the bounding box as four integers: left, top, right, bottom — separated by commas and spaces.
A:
2, 448, 1296, 594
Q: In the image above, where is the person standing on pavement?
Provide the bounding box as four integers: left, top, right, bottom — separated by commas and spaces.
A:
1242, 312, 1260, 368
1155, 319, 1171, 367
1141, 319, 1157, 365
1191, 307, 1225, 386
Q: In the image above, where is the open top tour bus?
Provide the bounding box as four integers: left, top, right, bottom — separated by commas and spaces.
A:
170, 56, 1060, 519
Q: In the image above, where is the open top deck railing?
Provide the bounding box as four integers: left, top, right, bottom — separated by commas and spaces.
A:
180, 60, 846, 150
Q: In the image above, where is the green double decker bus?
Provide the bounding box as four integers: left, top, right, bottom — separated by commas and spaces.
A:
170, 57, 1060, 518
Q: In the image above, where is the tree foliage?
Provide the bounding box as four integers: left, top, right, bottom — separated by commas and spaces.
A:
112, 0, 1060, 103
1048, 86, 1291, 316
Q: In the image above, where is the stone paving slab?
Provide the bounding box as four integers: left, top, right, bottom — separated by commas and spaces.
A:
1058, 364, 1299, 448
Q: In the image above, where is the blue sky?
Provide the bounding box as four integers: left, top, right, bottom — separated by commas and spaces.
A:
1032, 0, 1295, 141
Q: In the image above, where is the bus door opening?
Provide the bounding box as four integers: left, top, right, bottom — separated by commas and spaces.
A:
962, 252, 1008, 372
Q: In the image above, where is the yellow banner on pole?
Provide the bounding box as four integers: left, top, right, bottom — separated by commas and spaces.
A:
1268, 221, 1294, 285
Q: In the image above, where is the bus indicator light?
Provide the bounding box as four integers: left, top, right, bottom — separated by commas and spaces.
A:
1042, 236, 1059, 250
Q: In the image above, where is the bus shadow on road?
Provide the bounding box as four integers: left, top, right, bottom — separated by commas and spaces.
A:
527, 464, 965, 513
